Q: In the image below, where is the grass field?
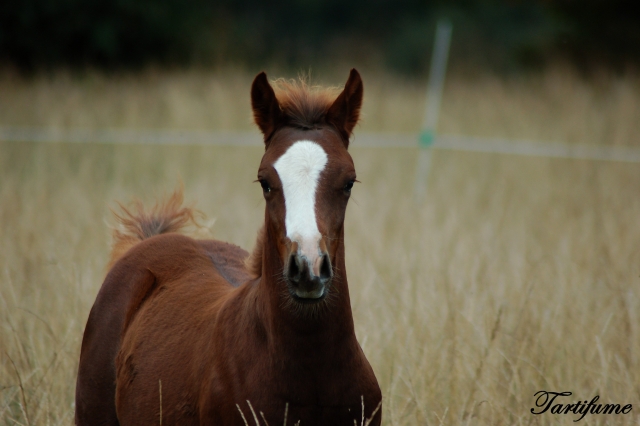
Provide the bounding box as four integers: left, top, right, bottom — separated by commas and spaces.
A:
1, 66, 640, 425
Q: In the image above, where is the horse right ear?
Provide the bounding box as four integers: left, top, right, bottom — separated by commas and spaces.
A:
251, 72, 283, 144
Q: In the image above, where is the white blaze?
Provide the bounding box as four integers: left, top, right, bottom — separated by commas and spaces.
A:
273, 140, 328, 261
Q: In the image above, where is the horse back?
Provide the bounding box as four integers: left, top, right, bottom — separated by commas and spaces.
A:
197, 239, 252, 287
75, 233, 249, 425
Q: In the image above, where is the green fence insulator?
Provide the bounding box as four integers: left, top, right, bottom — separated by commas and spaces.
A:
419, 130, 435, 147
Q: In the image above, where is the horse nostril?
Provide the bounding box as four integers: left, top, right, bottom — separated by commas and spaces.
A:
287, 253, 301, 283
319, 253, 332, 282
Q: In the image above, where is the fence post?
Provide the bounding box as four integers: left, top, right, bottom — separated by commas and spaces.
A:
414, 19, 452, 201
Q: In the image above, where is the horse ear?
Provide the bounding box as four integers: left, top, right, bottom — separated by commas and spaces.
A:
251, 72, 283, 144
326, 68, 363, 148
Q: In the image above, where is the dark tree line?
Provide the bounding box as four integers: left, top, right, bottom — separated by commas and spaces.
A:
1, 0, 638, 73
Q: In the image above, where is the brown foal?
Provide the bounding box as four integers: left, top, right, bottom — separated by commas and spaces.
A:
75, 69, 381, 425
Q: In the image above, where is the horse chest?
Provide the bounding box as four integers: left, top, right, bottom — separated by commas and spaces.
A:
202, 338, 379, 425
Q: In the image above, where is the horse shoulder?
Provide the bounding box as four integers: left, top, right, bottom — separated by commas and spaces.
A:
196, 281, 274, 421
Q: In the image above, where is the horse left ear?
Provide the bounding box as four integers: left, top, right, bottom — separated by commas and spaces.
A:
327, 68, 363, 148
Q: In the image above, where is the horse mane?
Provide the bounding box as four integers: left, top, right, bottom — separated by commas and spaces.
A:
108, 187, 201, 269
272, 77, 340, 130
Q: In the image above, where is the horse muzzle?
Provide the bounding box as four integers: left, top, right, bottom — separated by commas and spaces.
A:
286, 242, 333, 302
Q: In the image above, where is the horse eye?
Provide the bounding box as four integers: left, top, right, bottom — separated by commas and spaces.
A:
344, 180, 354, 193
260, 180, 271, 193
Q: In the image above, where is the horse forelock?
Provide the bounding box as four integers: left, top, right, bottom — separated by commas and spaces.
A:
272, 78, 340, 130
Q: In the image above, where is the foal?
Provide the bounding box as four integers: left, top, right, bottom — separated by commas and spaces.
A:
75, 69, 381, 425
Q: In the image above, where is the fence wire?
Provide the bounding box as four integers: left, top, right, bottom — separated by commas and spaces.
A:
2, 126, 640, 163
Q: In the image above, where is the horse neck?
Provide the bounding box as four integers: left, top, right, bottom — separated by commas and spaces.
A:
256, 222, 356, 342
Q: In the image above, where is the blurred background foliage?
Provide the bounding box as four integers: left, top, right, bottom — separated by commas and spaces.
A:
0, 0, 638, 74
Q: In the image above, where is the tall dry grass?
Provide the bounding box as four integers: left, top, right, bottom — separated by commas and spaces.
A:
1, 65, 639, 145
1, 66, 640, 425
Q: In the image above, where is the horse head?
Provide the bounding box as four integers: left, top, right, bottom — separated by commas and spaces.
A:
250, 69, 363, 306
